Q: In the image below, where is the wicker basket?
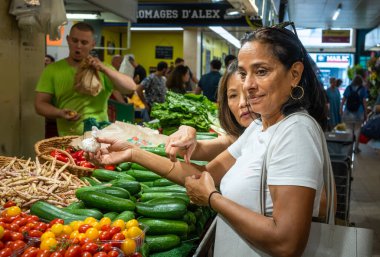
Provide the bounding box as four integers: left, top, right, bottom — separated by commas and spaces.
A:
34, 136, 94, 177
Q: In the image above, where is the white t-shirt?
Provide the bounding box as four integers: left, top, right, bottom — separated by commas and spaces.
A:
214, 113, 324, 257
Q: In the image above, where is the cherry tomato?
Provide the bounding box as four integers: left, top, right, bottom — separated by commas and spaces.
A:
18, 225, 31, 234
50, 219, 64, 227
12, 217, 28, 227
21, 247, 39, 257
98, 231, 112, 241
1, 230, 12, 241
28, 229, 43, 238
100, 224, 111, 232
108, 227, 121, 237
6, 206, 21, 217
81, 252, 92, 257
36, 249, 50, 257
130, 253, 143, 257
103, 165, 115, 171
80, 237, 92, 246
0, 248, 12, 257
64, 245, 82, 257
3, 201, 16, 208
93, 252, 107, 257
26, 221, 38, 229
3, 242, 13, 250
11, 240, 26, 251
50, 253, 64, 257
78, 224, 92, 233
26, 215, 40, 223
11, 232, 24, 241
35, 222, 48, 232
0, 241, 4, 250
81, 242, 98, 254
107, 250, 119, 257
99, 243, 112, 253
8, 223, 20, 232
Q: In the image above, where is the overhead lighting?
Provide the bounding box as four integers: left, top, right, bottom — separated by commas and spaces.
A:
225, 8, 242, 16
332, 3, 342, 21
130, 27, 183, 31
66, 13, 99, 20
208, 26, 241, 49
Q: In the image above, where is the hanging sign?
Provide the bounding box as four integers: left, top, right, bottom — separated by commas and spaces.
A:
322, 30, 350, 43
135, 3, 260, 27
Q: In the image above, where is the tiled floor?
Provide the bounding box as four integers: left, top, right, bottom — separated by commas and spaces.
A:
349, 143, 380, 256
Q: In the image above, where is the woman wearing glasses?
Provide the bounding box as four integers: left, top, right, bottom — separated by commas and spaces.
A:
93, 24, 329, 256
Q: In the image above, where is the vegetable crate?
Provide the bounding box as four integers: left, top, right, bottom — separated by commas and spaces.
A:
34, 136, 93, 177
108, 99, 135, 123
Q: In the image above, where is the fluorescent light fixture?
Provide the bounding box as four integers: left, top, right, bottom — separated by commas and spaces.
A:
208, 26, 240, 49
66, 13, 99, 20
332, 3, 342, 21
130, 27, 183, 31
225, 8, 242, 16
248, 0, 259, 14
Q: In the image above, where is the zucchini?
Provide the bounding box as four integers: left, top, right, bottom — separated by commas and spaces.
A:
117, 162, 132, 171
97, 186, 130, 199
153, 178, 175, 187
126, 170, 162, 182
138, 218, 188, 236
130, 163, 149, 171
103, 212, 119, 220
64, 208, 103, 220
145, 234, 181, 253
92, 169, 136, 182
143, 185, 186, 194
114, 211, 135, 222
30, 201, 87, 224
64, 201, 85, 210
76, 191, 136, 212
110, 179, 141, 195
140, 192, 190, 205
146, 197, 188, 206
136, 202, 187, 219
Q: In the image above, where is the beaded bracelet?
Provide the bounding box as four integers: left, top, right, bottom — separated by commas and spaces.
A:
208, 190, 221, 211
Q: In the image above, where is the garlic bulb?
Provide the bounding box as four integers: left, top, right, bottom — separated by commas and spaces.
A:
81, 137, 100, 153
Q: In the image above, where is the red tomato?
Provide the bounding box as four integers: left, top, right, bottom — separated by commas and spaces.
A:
0, 248, 12, 257
21, 247, 39, 257
28, 229, 43, 238
3, 242, 13, 250
11, 240, 25, 251
103, 165, 115, 171
107, 251, 119, 257
1, 230, 12, 241
64, 245, 82, 257
111, 233, 125, 241
108, 227, 121, 237
99, 243, 112, 253
79, 161, 95, 168
3, 201, 16, 208
18, 225, 31, 234
11, 232, 24, 241
60, 234, 70, 240
100, 224, 111, 231
36, 249, 51, 257
80, 237, 92, 246
130, 253, 143, 257
81, 252, 92, 257
8, 223, 20, 232
93, 252, 107, 257
35, 222, 48, 232
98, 231, 111, 241
50, 253, 64, 257
13, 217, 28, 227
0, 241, 4, 250
78, 224, 92, 233
49, 219, 64, 227
26, 215, 39, 223
81, 242, 98, 254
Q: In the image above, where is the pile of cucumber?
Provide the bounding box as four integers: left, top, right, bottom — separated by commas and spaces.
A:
30, 161, 215, 256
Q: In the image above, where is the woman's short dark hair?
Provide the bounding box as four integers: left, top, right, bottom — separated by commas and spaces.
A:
351, 75, 363, 86
217, 60, 246, 137
166, 65, 189, 94
240, 26, 328, 130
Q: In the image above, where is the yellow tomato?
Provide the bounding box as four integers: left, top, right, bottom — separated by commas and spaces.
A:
125, 219, 139, 229
70, 220, 83, 231
84, 217, 97, 224
77, 233, 86, 241
90, 221, 100, 230
50, 223, 64, 236
40, 237, 58, 250
98, 217, 112, 227
85, 228, 99, 241
127, 226, 143, 239
40, 231, 56, 241
6, 206, 21, 217
0, 225, 4, 239
69, 230, 80, 239
62, 225, 72, 235
112, 219, 126, 230
121, 238, 136, 255
121, 229, 129, 238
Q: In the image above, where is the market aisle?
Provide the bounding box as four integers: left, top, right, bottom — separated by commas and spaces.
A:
349, 143, 380, 256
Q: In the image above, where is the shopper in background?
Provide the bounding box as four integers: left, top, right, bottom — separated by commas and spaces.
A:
44, 54, 55, 66
92, 24, 330, 256
136, 61, 168, 117
326, 77, 341, 129
35, 22, 136, 136
166, 65, 190, 94
111, 55, 123, 71
195, 59, 222, 102
340, 75, 368, 153
174, 57, 198, 91
128, 56, 147, 84
110, 54, 129, 104
43, 54, 58, 138
223, 54, 237, 69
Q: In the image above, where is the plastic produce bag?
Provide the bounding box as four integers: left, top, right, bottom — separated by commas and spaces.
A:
74, 57, 103, 96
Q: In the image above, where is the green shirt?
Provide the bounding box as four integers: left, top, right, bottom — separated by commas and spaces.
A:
36, 59, 114, 136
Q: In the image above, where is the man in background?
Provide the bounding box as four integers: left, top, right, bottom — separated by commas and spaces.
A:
111, 55, 123, 71
128, 56, 147, 84
45, 54, 55, 66
195, 59, 222, 102
174, 57, 198, 91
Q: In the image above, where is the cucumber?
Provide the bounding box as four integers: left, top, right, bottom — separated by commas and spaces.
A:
30, 201, 87, 224
77, 191, 135, 212
126, 170, 162, 182
64, 208, 103, 220
196, 135, 218, 140
196, 131, 218, 137
143, 185, 186, 194
138, 218, 188, 236
145, 235, 181, 253
153, 178, 175, 187
117, 162, 132, 171
146, 197, 188, 206
114, 211, 135, 222
104, 212, 119, 220
140, 181, 154, 187
80, 176, 101, 186
130, 163, 149, 171
182, 211, 196, 225
110, 179, 141, 195
136, 202, 187, 219
92, 169, 136, 182
97, 187, 131, 199
140, 147, 167, 157
140, 192, 190, 205
141, 243, 150, 257
64, 201, 85, 210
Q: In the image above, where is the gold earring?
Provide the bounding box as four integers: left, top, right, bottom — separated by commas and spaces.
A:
290, 85, 304, 100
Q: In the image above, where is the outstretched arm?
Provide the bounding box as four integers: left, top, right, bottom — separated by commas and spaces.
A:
35, 92, 80, 121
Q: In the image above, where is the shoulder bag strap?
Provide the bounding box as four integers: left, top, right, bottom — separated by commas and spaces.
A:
260, 112, 335, 225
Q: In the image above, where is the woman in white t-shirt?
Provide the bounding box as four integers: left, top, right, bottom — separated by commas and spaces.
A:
93, 24, 329, 257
